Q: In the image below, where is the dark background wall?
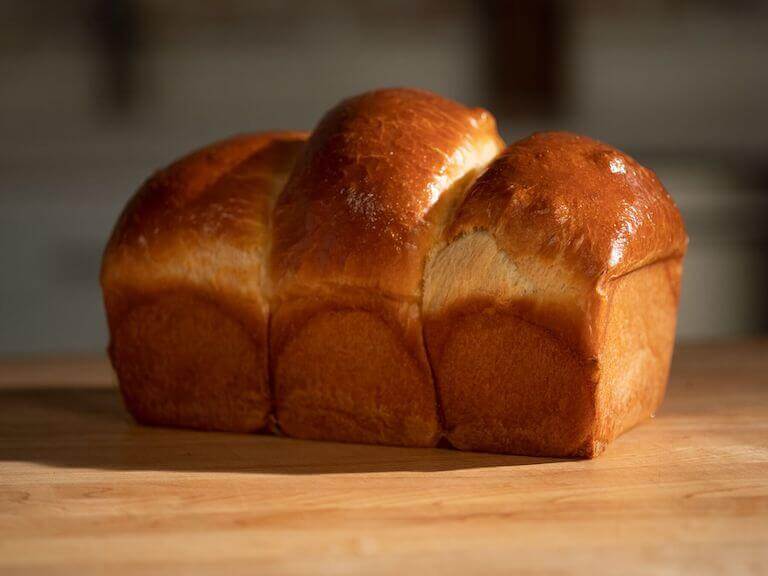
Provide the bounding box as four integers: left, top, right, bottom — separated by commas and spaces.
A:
1, 0, 767, 354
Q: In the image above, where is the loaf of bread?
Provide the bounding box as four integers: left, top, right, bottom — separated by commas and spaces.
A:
101, 88, 687, 458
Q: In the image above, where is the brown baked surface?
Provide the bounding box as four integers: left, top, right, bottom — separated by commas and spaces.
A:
102, 132, 307, 432
271, 88, 504, 297
424, 258, 682, 457
449, 131, 687, 283
422, 132, 687, 457
270, 88, 504, 446
102, 92, 687, 457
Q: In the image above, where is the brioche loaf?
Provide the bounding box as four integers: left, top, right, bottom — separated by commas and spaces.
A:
101, 88, 687, 457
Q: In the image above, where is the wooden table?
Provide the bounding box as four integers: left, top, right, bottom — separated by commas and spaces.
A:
1, 342, 766, 575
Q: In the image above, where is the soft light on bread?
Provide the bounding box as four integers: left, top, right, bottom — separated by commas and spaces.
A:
102, 90, 687, 458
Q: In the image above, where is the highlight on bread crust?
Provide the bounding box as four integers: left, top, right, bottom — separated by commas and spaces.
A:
101, 132, 307, 432
101, 91, 687, 458
422, 132, 687, 457
269, 88, 504, 447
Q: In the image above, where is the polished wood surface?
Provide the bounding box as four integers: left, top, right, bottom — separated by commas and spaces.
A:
1, 342, 766, 575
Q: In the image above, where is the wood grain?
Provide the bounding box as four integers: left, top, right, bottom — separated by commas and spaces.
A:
0, 341, 766, 575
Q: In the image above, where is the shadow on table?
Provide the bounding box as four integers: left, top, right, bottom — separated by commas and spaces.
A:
0, 387, 564, 474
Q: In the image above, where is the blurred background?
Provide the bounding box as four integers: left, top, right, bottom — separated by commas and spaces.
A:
1, 0, 767, 354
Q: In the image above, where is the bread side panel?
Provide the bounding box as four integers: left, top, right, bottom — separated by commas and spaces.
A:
446, 132, 688, 283
270, 293, 440, 447
595, 258, 683, 446
425, 299, 600, 457
111, 290, 270, 432
421, 226, 605, 457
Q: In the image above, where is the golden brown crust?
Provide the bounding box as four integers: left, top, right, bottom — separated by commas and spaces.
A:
101, 93, 687, 459
424, 258, 682, 458
102, 132, 307, 432
271, 88, 503, 298
108, 133, 305, 255
425, 300, 599, 457
450, 131, 689, 282
423, 132, 687, 457
270, 88, 504, 447
103, 132, 307, 315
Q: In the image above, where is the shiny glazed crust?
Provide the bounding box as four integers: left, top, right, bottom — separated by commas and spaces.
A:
449, 131, 687, 285
101, 90, 687, 457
